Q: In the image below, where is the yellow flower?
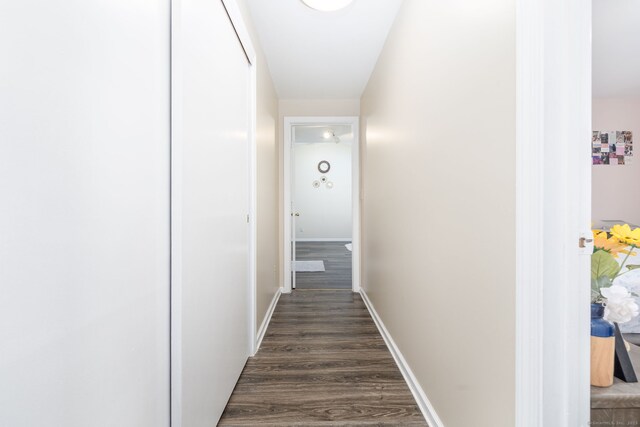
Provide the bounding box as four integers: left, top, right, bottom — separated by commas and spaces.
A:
593, 230, 636, 258
610, 224, 640, 247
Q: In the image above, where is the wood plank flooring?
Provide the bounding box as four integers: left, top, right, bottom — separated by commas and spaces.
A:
219, 290, 427, 426
295, 242, 352, 290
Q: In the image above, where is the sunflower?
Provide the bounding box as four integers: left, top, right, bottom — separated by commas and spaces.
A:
593, 230, 636, 258
610, 224, 640, 247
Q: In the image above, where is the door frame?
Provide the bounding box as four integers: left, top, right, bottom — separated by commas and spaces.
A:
170, 0, 257, 424
515, 0, 591, 425
283, 116, 360, 293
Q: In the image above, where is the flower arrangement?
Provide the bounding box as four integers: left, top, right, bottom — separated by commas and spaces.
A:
591, 224, 640, 324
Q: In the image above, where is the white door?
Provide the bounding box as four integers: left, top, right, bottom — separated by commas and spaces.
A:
291, 207, 298, 290
0, 1, 171, 426
173, 0, 250, 425
291, 128, 298, 289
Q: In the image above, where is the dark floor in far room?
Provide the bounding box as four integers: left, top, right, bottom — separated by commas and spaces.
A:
295, 241, 352, 290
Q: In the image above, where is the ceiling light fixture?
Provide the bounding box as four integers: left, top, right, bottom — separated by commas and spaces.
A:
301, 0, 354, 12
322, 130, 340, 143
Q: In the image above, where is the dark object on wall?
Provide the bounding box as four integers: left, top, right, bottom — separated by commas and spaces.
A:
614, 323, 638, 383
318, 160, 330, 173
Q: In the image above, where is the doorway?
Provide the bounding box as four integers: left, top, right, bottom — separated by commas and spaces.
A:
283, 117, 360, 293
589, 0, 640, 423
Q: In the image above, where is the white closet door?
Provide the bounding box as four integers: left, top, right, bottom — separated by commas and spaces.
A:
0, 1, 171, 426
174, 0, 250, 425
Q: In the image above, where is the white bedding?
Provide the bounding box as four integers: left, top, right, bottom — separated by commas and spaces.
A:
612, 247, 640, 333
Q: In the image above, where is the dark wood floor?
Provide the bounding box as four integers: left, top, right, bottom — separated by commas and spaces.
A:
219, 290, 427, 426
295, 241, 352, 290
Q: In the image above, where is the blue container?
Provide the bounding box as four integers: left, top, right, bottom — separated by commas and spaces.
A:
591, 303, 615, 337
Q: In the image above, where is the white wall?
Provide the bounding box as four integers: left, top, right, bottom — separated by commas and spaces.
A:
592, 98, 640, 225
279, 99, 361, 118
360, 1, 516, 426
0, 1, 170, 426
294, 142, 352, 240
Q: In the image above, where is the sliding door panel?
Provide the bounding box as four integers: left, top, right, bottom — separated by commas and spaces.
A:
0, 0, 171, 425
175, 0, 250, 424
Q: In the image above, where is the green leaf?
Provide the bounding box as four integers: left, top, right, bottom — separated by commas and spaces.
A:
591, 276, 614, 303
592, 276, 612, 292
626, 264, 640, 271
592, 250, 619, 280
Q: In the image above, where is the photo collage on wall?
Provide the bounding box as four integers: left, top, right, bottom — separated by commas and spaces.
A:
592, 131, 633, 165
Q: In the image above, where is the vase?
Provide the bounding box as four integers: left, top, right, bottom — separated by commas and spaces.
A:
591, 303, 615, 387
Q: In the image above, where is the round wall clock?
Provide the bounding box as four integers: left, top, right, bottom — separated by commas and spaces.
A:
317, 160, 331, 173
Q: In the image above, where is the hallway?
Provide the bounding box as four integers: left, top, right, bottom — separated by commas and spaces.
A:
1, 0, 591, 425
219, 290, 427, 426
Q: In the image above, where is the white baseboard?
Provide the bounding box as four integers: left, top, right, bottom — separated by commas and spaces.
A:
359, 290, 444, 427
254, 288, 282, 354
295, 238, 351, 242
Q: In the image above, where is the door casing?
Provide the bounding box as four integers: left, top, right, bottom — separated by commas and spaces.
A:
515, 0, 591, 425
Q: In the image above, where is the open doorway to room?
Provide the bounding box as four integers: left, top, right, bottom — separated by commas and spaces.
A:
292, 123, 353, 289
283, 117, 360, 293
590, 0, 640, 422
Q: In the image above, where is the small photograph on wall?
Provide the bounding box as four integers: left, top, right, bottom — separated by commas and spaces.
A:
592, 130, 633, 165
624, 136, 633, 156
593, 131, 601, 148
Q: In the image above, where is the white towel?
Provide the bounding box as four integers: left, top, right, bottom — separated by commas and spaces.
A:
294, 260, 325, 272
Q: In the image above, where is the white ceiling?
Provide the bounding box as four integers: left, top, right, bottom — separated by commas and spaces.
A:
245, 0, 403, 99
593, 0, 640, 97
